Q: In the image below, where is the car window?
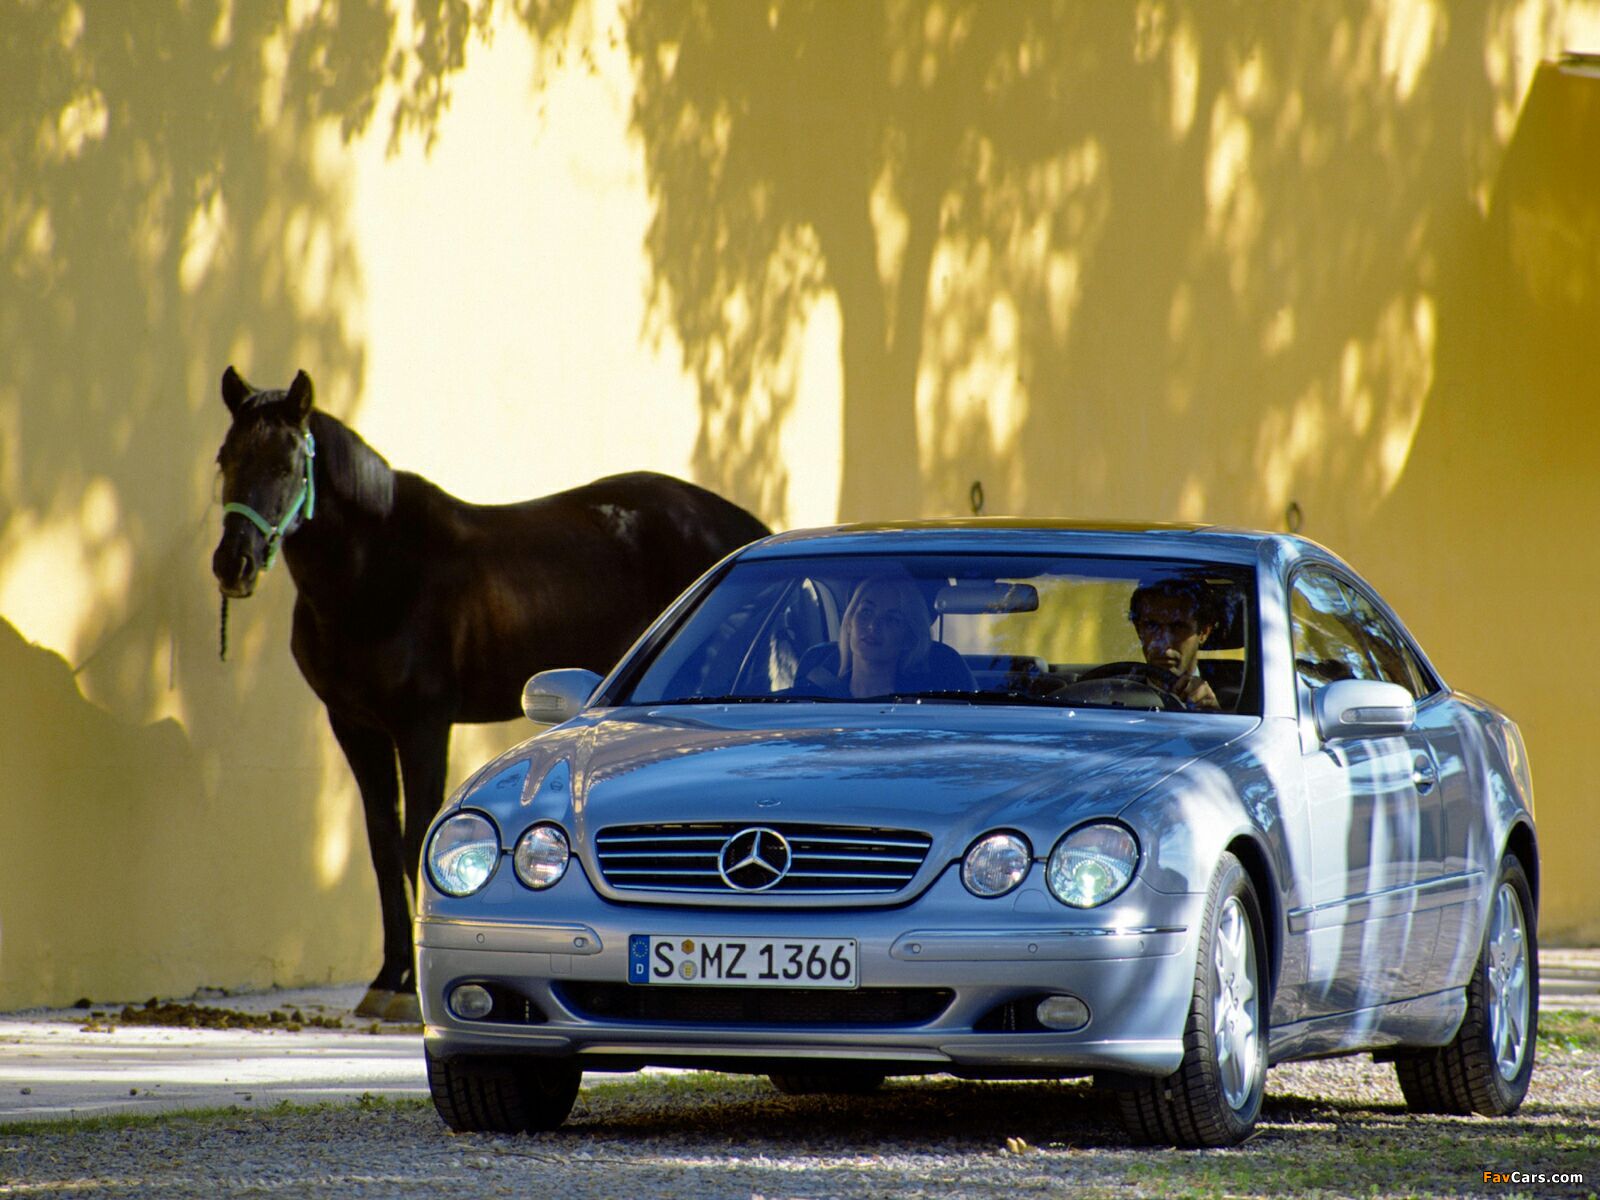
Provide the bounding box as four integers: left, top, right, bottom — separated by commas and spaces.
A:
615, 553, 1259, 715
733, 578, 834, 694
1401, 641, 1440, 697
1289, 570, 1377, 690
1338, 583, 1429, 699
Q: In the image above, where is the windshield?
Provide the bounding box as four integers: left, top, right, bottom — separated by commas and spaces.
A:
615, 552, 1259, 715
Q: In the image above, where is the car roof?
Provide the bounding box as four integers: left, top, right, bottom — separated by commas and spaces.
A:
742, 518, 1297, 564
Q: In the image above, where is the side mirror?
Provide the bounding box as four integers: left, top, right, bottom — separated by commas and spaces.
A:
1313, 678, 1416, 741
522, 668, 602, 724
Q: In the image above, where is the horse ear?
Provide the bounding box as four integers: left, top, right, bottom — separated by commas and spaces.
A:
287, 370, 314, 422
221, 365, 253, 415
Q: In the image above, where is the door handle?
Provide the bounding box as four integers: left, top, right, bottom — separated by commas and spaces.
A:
1411, 754, 1438, 794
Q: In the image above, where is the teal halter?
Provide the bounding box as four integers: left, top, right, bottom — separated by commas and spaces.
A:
222, 428, 316, 570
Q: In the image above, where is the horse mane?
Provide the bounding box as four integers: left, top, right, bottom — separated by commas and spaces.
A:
308, 409, 396, 519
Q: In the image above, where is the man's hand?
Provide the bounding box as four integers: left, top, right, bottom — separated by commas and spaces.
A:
1172, 672, 1220, 711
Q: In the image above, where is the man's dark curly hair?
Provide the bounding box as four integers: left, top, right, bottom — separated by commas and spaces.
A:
1128, 573, 1224, 632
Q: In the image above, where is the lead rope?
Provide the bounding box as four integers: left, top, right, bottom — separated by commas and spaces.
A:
220, 594, 230, 662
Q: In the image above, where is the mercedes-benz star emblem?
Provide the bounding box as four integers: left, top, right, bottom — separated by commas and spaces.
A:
717, 826, 792, 892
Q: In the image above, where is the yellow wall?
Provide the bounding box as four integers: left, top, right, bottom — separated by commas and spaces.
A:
1, 1, 1596, 1009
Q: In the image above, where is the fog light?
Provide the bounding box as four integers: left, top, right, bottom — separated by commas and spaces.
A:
449, 983, 494, 1021
1035, 994, 1090, 1031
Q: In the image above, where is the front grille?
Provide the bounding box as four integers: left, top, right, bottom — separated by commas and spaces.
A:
593, 823, 932, 895
557, 982, 954, 1026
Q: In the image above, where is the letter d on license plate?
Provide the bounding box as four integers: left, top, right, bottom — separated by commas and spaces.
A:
628, 936, 858, 988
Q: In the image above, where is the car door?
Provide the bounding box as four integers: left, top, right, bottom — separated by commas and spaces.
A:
1338, 580, 1482, 996
1289, 568, 1445, 1018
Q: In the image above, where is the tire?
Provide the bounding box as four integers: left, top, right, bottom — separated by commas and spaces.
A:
1394, 854, 1537, 1116
768, 1070, 886, 1097
426, 1048, 581, 1133
1116, 852, 1269, 1147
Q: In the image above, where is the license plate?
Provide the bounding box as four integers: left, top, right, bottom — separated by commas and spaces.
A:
629, 935, 858, 988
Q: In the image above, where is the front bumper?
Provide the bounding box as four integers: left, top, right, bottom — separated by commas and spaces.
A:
416, 864, 1204, 1079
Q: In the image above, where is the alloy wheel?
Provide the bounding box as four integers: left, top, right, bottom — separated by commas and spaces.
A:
1212, 894, 1260, 1111
1487, 880, 1531, 1081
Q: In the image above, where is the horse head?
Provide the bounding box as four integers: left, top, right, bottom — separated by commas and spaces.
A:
212, 366, 317, 599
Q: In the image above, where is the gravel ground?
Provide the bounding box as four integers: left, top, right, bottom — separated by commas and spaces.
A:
3, 1048, 1595, 1199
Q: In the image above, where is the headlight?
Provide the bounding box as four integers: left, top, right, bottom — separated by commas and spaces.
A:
962, 831, 1032, 897
1047, 823, 1138, 908
513, 824, 570, 890
427, 812, 500, 897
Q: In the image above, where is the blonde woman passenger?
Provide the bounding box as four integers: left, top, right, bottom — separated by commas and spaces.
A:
795, 573, 975, 697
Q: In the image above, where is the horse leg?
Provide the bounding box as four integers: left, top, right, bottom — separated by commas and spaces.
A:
385, 719, 452, 1023
327, 712, 410, 1019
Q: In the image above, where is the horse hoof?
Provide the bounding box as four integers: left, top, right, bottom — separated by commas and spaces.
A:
354, 987, 395, 1019
381, 992, 422, 1023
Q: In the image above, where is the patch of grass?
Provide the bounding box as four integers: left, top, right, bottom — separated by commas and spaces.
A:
0, 1095, 430, 1137
0, 1104, 262, 1137
583, 1071, 750, 1100
1538, 1009, 1600, 1054
1119, 1117, 1599, 1199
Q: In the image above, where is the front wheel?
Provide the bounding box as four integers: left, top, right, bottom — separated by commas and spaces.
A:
1115, 852, 1268, 1147
426, 1048, 581, 1133
1394, 853, 1537, 1116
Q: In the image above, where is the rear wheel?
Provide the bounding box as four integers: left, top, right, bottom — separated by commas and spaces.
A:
426, 1048, 581, 1133
768, 1070, 885, 1097
1394, 854, 1537, 1116
1116, 852, 1268, 1147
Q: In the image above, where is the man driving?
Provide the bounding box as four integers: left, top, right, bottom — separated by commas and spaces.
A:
1128, 577, 1222, 711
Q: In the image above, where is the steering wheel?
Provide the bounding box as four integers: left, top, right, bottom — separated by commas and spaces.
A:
1060, 661, 1190, 712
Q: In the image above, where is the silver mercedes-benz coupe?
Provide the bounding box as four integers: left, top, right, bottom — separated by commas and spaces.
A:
416, 522, 1539, 1146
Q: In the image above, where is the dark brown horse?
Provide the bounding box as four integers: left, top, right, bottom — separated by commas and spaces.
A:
210, 367, 770, 1019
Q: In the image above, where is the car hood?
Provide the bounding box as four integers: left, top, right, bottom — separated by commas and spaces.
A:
536, 705, 1252, 883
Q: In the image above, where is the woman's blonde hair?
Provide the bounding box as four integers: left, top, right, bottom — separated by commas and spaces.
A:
837, 572, 933, 679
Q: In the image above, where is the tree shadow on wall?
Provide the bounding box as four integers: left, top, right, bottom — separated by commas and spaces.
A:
360, 1, 1542, 526
614, 1, 1546, 524
0, 0, 380, 709
0, 1, 404, 1002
